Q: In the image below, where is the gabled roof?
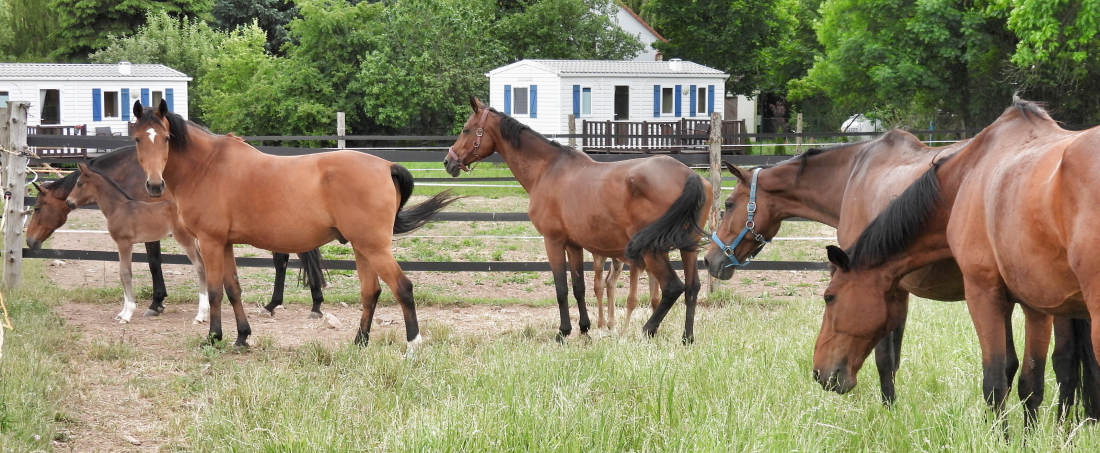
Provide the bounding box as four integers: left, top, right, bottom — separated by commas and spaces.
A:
0, 63, 191, 80
488, 60, 728, 78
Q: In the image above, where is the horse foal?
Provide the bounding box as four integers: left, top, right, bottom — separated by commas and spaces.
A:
65, 163, 208, 323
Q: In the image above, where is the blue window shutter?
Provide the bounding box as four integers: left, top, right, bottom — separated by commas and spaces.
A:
572, 85, 580, 117
504, 85, 511, 116
530, 85, 537, 118
92, 88, 102, 122
121, 89, 130, 120
166, 88, 174, 112
653, 85, 660, 117
689, 85, 697, 117
141, 88, 150, 107
708, 85, 715, 114
674, 85, 682, 117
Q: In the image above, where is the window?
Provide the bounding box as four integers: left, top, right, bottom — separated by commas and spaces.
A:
581, 88, 592, 115
103, 91, 119, 118
0, 91, 8, 104
39, 89, 60, 125
697, 87, 707, 114
512, 87, 528, 115
661, 87, 673, 114
152, 90, 163, 109
614, 86, 629, 120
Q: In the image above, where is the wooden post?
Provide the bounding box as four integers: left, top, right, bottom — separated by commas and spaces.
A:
2, 101, 30, 288
795, 112, 803, 154
707, 111, 723, 293
568, 114, 576, 149
336, 112, 346, 149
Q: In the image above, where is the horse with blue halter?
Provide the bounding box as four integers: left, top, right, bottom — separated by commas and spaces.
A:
445, 96, 709, 342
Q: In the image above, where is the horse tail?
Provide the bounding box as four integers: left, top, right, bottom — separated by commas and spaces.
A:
390, 164, 415, 211
1073, 318, 1100, 419
625, 174, 708, 262
297, 248, 327, 289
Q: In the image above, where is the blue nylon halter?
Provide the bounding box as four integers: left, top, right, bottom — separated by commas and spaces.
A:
711, 168, 771, 268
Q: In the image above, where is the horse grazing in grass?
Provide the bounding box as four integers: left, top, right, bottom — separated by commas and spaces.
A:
704, 131, 1100, 416
445, 96, 709, 342
817, 100, 1100, 427
26, 146, 329, 320
66, 163, 208, 323
131, 100, 456, 348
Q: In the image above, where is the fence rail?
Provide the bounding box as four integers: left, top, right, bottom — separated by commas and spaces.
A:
581, 119, 748, 154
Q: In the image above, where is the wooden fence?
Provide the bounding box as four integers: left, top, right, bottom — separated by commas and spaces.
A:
581, 119, 747, 154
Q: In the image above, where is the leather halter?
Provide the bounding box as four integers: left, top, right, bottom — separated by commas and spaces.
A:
446, 108, 491, 172
711, 168, 772, 268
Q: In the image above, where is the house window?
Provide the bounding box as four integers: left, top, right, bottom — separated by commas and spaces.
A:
103, 91, 119, 118
581, 88, 592, 115
0, 91, 8, 104
697, 87, 707, 114
513, 87, 528, 115
614, 86, 629, 120
661, 87, 673, 114
39, 89, 60, 125
152, 90, 163, 109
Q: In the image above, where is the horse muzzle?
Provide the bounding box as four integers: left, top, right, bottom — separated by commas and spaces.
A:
146, 180, 166, 198
443, 157, 463, 177
704, 250, 736, 280
26, 237, 42, 250
813, 363, 857, 394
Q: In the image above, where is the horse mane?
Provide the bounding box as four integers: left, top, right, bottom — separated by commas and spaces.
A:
845, 156, 950, 268
82, 165, 136, 202
757, 141, 866, 180
43, 145, 137, 199
1010, 98, 1051, 125
490, 108, 572, 154
136, 107, 207, 151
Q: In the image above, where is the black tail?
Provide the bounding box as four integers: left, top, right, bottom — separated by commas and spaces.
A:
297, 248, 327, 289
391, 164, 415, 211
624, 174, 708, 262
1074, 319, 1100, 419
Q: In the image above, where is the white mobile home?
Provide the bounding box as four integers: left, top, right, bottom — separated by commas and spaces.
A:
486, 59, 730, 137
0, 62, 190, 134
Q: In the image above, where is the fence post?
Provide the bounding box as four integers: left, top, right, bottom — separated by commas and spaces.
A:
795, 113, 803, 154
568, 114, 576, 149
336, 112, 346, 149
707, 111, 722, 294
2, 101, 30, 288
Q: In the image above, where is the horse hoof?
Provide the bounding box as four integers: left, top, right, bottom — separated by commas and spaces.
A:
233, 340, 250, 350
143, 309, 161, 317
682, 334, 694, 345
308, 311, 323, 319
118, 318, 130, 324
260, 309, 274, 318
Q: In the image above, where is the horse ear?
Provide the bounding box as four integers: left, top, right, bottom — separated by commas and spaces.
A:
132, 100, 143, 120
469, 95, 484, 113
724, 161, 749, 186
32, 181, 44, 194
76, 163, 90, 174
156, 99, 169, 118
826, 245, 850, 272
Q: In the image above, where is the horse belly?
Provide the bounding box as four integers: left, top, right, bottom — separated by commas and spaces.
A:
899, 260, 965, 301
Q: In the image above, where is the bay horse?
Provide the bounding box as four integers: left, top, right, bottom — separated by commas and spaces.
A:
816, 100, 1100, 426
591, 254, 659, 333
703, 131, 1100, 416
445, 96, 709, 342
130, 100, 456, 348
26, 146, 329, 319
65, 163, 208, 323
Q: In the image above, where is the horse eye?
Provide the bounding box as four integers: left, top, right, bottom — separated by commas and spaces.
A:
823, 295, 835, 304
462, 129, 470, 134
724, 200, 733, 210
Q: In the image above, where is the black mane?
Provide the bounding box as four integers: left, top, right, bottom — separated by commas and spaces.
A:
846, 157, 949, 268
490, 108, 572, 153
44, 145, 137, 199
82, 165, 136, 202
760, 141, 866, 179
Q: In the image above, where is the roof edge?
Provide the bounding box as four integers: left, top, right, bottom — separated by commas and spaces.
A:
616, 1, 667, 43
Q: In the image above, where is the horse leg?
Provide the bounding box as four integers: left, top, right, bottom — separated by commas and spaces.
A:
962, 277, 1012, 429
197, 240, 226, 344
1051, 317, 1081, 421
350, 239, 420, 348
301, 250, 326, 319
648, 270, 660, 313
544, 239, 571, 341
352, 251, 381, 347
641, 252, 685, 338
177, 235, 209, 325
681, 250, 700, 344
606, 258, 623, 331
566, 245, 591, 334
1017, 305, 1052, 430
115, 241, 137, 323
263, 253, 290, 316
593, 254, 607, 329
221, 245, 250, 348
874, 289, 910, 405
143, 241, 168, 316
619, 262, 640, 336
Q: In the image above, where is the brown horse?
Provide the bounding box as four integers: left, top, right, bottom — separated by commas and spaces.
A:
445, 96, 709, 342
704, 132, 1099, 415
26, 146, 329, 319
131, 100, 456, 348
591, 255, 658, 333
66, 163, 208, 323
816, 101, 1100, 426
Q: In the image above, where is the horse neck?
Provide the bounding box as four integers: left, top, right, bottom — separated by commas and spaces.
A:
163, 126, 217, 190
85, 176, 129, 214
759, 147, 860, 226
493, 130, 582, 191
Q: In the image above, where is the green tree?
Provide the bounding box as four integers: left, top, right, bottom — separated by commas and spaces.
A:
212, 0, 298, 55
2, 0, 62, 61
48, 0, 213, 60
495, 0, 643, 61
90, 11, 228, 120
